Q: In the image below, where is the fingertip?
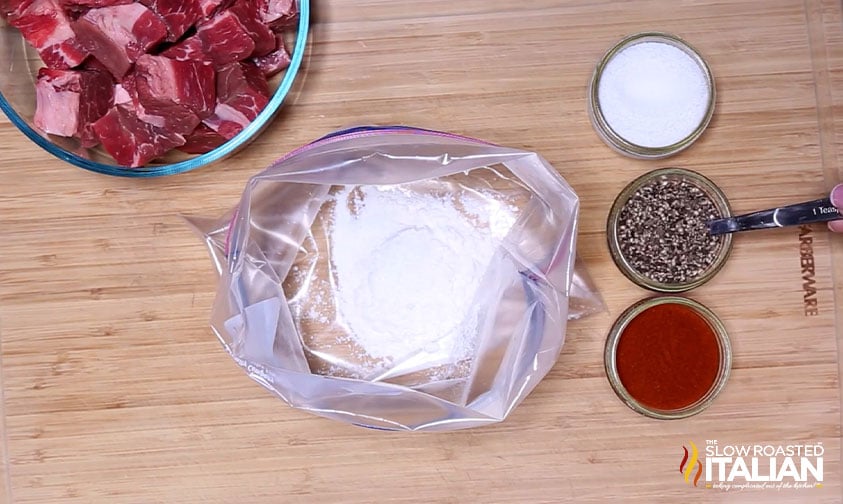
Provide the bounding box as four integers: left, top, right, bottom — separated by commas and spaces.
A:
828, 219, 843, 233
831, 183, 843, 208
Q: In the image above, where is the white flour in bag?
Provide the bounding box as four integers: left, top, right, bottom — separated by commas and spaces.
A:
325, 184, 518, 368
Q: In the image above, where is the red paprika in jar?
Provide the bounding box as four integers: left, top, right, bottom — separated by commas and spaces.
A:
605, 297, 731, 419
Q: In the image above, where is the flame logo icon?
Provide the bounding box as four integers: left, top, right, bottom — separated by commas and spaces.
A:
680, 441, 703, 487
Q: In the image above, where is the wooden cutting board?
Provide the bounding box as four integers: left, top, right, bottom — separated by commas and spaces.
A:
0, 0, 841, 502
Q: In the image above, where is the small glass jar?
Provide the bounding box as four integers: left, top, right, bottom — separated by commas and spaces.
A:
607, 167, 733, 293
588, 32, 716, 159
604, 296, 732, 420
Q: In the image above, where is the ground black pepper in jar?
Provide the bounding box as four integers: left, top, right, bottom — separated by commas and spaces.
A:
607, 168, 733, 292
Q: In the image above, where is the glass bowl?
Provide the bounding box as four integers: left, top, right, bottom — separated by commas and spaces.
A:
0, 0, 310, 178
607, 167, 733, 293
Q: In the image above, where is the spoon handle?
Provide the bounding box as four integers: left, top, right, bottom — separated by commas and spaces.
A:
708, 198, 842, 235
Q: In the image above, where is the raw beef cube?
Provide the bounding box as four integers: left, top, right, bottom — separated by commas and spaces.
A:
92, 105, 186, 167
217, 59, 268, 98
135, 55, 215, 117
59, 0, 132, 9
112, 71, 173, 129
160, 35, 209, 64
138, 0, 202, 42
1, 1, 33, 18
112, 71, 179, 131
77, 67, 113, 146
229, 0, 275, 56
59, 1, 133, 21
72, 3, 168, 78
202, 102, 257, 139
196, 10, 254, 66
82, 56, 117, 81
178, 123, 226, 154
8, 0, 89, 69
252, 34, 290, 77
33, 67, 112, 139
133, 96, 198, 134
160, 10, 253, 67
197, 0, 228, 18
261, 0, 296, 28
203, 61, 268, 139
134, 54, 214, 135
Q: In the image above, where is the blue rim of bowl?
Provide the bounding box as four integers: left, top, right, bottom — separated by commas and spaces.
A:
0, 0, 310, 178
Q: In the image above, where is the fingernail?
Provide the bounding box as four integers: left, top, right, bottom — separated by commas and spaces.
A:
828, 219, 843, 233
832, 184, 843, 208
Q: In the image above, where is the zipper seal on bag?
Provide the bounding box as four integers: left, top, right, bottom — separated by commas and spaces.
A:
270, 125, 496, 167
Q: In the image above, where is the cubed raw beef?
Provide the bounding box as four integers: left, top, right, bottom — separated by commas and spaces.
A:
218, 59, 268, 97
160, 35, 208, 64
92, 105, 186, 167
1, 0, 33, 18
203, 61, 268, 139
59, 1, 133, 21
252, 34, 290, 77
196, 10, 254, 66
202, 102, 255, 140
136, 55, 215, 116
82, 56, 117, 81
112, 72, 169, 128
160, 10, 254, 67
178, 123, 226, 154
8, 0, 88, 69
59, 0, 132, 9
134, 54, 214, 134
197, 0, 227, 18
138, 0, 202, 42
8, 0, 294, 166
229, 0, 274, 56
33, 67, 113, 140
261, 0, 296, 28
72, 3, 167, 78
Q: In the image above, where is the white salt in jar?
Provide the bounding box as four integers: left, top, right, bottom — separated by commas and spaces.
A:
588, 32, 716, 159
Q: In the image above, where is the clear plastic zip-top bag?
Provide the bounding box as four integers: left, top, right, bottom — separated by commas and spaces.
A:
189, 126, 603, 431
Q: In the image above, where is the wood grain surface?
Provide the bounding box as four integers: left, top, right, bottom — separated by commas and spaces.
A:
1, 0, 842, 502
